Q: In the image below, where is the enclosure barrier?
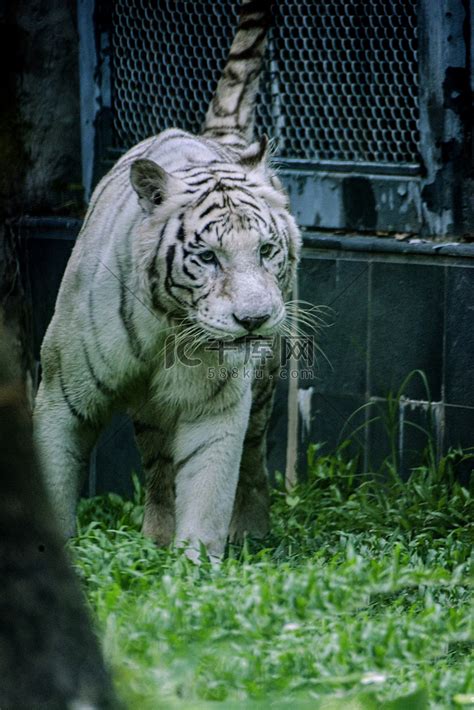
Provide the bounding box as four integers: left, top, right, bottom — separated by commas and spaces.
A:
20, 0, 473, 493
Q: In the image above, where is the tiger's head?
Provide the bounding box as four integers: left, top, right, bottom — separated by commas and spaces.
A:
131, 137, 301, 348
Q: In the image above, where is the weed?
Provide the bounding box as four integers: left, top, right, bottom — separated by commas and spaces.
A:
71, 448, 473, 709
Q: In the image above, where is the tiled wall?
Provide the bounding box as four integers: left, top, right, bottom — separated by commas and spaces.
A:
268, 236, 474, 482
25, 223, 474, 492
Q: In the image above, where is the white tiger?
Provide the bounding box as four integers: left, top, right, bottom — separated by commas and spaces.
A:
34, 0, 301, 562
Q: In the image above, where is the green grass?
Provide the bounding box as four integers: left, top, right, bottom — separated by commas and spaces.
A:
71, 445, 473, 709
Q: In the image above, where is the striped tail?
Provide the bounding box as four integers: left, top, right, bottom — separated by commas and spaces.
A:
202, 0, 272, 146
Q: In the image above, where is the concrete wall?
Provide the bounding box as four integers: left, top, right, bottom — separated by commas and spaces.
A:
0, 0, 82, 384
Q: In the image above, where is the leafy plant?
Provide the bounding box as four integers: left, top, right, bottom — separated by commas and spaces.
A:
70, 443, 473, 709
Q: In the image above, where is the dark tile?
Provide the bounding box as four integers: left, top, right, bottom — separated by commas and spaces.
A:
364, 397, 433, 476
369, 262, 444, 401
300, 391, 368, 468
299, 255, 369, 396
28, 238, 74, 358
445, 266, 474, 407
398, 401, 442, 478
444, 405, 474, 484
365, 398, 393, 473
94, 414, 142, 497
368, 398, 461, 479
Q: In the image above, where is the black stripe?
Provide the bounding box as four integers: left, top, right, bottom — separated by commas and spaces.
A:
165, 244, 194, 295
58, 365, 89, 425
197, 219, 223, 235
251, 377, 275, 412
88, 291, 114, 370
182, 262, 198, 281
154, 131, 186, 148
234, 197, 260, 211
239, 0, 272, 19
251, 389, 274, 415
88, 177, 141, 284
189, 234, 205, 248
217, 224, 229, 246
117, 258, 144, 361
192, 286, 213, 305
212, 171, 246, 179
243, 422, 270, 448
165, 244, 176, 282
193, 186, 215, 210
143, 451, 173, 470
228, 184, 258, 199
133, 420, 162, 435
187, 176, 213, 187
82, 339, 115, 397
176, 434, 230, 471
164, 244, 193, 307
209, 374, 230, 401
228, 70, 249, 98
180, 164, 209, 174
228, 30, 267, 62
176, 223, 185, 241
239, 17, 269, 31
237, 208, 268, 229
204, 128, 246, 139
147, 221, 168, 284
199, 203, 220, 219
178, 278, 201, 292
270, 214, 280, 236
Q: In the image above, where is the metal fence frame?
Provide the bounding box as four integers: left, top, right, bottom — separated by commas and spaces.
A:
78, 0, 472, 238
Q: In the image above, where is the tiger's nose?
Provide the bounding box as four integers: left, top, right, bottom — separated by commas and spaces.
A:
233, 313, 271, 332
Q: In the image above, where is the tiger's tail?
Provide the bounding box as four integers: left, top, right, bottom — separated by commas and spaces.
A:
202, 0, 272, 147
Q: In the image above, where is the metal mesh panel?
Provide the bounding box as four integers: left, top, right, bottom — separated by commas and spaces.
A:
111, 0, 419, 165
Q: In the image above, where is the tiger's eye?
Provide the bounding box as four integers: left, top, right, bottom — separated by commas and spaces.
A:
260, 243, 273, 258
199, 250, 217, 264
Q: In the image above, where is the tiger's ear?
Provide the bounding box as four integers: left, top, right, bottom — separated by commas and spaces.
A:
130, 159, 179, 213
239, 135, 270, 173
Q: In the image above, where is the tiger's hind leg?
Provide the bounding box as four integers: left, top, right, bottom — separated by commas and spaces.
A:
133, 417, 175, 546
229, 360, 278, 543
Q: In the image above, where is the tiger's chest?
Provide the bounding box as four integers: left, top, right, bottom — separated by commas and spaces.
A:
149, 354, 251, 417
